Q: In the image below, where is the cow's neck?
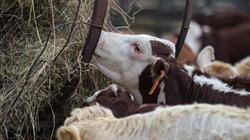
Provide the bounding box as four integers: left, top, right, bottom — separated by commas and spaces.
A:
164, 66, 218, 105
165, 65, 250, 107
139, 65, 164, 104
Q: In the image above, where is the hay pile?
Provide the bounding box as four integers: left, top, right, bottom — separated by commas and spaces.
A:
0, 0, 139, 139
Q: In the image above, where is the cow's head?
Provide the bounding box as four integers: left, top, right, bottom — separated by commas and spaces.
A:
94, 31, 175, 104
86, 84, 134, 103
84, 84, 166, 117
84, 84, 138, 118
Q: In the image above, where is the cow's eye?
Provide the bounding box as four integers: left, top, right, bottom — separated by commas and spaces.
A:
132, 43, 143, 53
135, 44, 142, 52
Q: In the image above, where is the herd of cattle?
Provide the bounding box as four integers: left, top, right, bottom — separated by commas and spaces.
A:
56, 10, 250, 140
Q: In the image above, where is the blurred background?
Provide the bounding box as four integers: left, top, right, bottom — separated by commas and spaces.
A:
111, 0, 250, 37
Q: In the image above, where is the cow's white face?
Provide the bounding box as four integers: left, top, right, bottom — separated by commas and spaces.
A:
94, 31, 175, 104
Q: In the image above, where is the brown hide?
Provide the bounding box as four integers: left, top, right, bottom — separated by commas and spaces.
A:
193, 10, 250, 29
83, 85, 164, 118
168, 37, 198, 68
202, 22, 250, 64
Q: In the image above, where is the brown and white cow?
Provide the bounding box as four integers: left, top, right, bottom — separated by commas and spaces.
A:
94, 31, 250, 108
184, 20, 250, 64
83, 84, 163, 118
201, 22, 250, 64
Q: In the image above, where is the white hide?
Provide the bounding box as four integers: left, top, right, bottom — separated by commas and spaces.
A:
157, 82, 166, 104
183, 59, 250, 97
184, 21, 203, 55
57, 104, 250, 140
94, 31, 175, 104
194, 75, 250, 96
183, 65, 250, 95
183, 64, 249, 96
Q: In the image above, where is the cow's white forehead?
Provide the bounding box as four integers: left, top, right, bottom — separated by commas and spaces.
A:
99, 31, 176, 57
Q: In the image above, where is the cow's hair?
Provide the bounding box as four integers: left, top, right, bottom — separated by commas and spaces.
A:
235, 56, 250, 77
64, 104, 114, 126
57, 104, 250, 140
203, 61, 238, 78
200, 22, 250, 64
195, 46, 250, 78
84, 84, 163, 118
183, 64, 250, 92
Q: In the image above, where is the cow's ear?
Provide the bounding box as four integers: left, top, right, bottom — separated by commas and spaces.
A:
151, 58, 169, 80
197, 45, 215, 72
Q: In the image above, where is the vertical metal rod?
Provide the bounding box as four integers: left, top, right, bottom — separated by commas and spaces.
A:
81, 1, 108, 63
175, 0, 193, 58
56, 0, 108, 104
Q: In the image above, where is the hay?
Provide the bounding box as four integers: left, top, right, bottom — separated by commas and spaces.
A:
0, 0, 141, 139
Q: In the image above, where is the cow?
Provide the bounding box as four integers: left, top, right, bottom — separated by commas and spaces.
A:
93, 31, 250, 108
83, 84, 163, 118
57, 104, 250, 140
201, 22, 250, 64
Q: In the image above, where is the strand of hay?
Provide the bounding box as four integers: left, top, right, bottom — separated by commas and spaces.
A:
0, 0, 141, 139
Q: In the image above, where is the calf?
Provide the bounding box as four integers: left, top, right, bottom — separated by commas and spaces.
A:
57, 104, 250, 140
201, 22, 250, 64
83, 84, 163, 118
94, 31, 250, 108
184, 20, 250, 64
195, 46, 250, 78
196, 45, 238, 78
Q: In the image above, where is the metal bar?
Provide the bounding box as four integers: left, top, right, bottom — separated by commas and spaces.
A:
175, 0, 193, 58
81, 1, 108, 63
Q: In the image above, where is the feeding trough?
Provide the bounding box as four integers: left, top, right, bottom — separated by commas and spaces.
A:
0, 0, 119, 139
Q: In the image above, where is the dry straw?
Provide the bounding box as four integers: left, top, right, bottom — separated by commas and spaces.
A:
0, 0, 141, 139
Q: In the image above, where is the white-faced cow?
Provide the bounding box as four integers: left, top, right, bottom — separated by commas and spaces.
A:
94, 31, 250, 108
